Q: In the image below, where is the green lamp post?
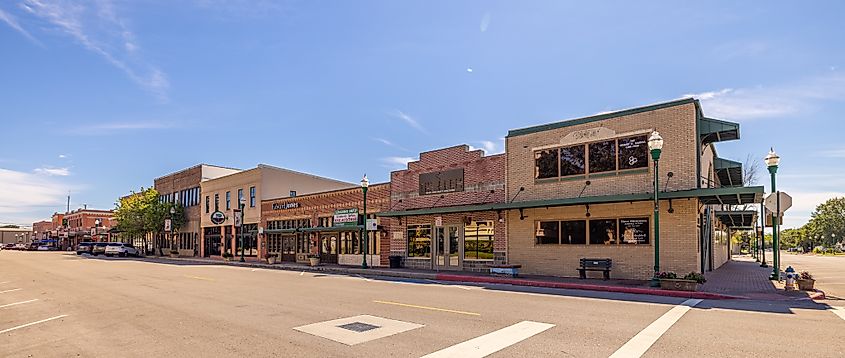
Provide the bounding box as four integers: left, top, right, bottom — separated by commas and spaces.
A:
648, 131, 664, 287
361, 174, 370, 269
239, 197, 246, 262
764, 148, 780, 280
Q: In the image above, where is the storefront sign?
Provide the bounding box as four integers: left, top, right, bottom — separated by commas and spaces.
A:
366, 218, 378, 231
619, 218, 649, 244
272, 202, 300, 210
434, 216, 443, 227
333, 208, 359, 227
419, 168, 464, 195
210, 211, 226, 225
560, 127, 616, 146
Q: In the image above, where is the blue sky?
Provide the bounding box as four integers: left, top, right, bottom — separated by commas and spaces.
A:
1, 1, 843, 229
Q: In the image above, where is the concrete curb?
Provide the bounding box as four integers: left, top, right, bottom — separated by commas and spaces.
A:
147, 256, 740, 300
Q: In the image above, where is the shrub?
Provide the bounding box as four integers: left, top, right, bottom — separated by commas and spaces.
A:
222, 252, 233, 258
800, 271, 813, 280
682, 272, 707, 284
656, 272, 677, 279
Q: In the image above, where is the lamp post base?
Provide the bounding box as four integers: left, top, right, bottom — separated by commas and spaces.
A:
760, 263, 768, 268
239, 257, 245, 262
649, 277, 661, 287
769, 272, 779, 281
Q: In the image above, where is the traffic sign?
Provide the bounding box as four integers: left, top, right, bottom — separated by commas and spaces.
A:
164, 219, 172, 232
764, 191, 792, 214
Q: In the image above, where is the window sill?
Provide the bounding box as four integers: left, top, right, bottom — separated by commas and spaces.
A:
533, 168, 648, 185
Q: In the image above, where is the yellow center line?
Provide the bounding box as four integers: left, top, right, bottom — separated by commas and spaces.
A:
184, 275, 215, 281
373, 300, 480, 316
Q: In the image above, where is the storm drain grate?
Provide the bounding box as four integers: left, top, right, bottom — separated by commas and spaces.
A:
337, 322, 380, 333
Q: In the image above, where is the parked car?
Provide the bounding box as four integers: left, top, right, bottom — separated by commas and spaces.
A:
76, 242, 95, 255
14, 243, 27, 250
26, 242, 40, 251
91, 242, 110, 256
1, 243, 16, 250
104, 243, 139, 257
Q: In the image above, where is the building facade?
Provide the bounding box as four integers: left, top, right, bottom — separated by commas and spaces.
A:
32, 220, 53, 241
154, 164, 240, 256
199, 164, 354, 259
63, 209, 115, 249
502, 98, 761, 280
379, 145, 507, 273
0, 227, 32, 245
261, 183, 391, 266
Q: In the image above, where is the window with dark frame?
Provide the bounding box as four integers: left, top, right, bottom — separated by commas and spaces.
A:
559, 145, 586, 176
407, 225, 432, 258
225, 191, 231, 210
250, 186, 256, 207
588, 140, 617, 173
561, 220, 587, 244
535, 221, 560, 245
618, 135, 649, 170
214, 194, 219, 211
589, 219, 618, 245
464, 220, 494, 260
205, 196, 209, 213
535, 149, 559, 179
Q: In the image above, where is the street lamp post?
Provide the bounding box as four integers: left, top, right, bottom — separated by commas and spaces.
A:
239, 197, 246, 262
361, 174, 369, 269
647, 131, 664, 287
765, 148, 781, 280
168, 207, 175, 253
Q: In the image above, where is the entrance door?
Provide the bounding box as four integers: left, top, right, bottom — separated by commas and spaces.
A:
434, 225, 462, 270
281, 235, 296, 262
320, 234, 338, 264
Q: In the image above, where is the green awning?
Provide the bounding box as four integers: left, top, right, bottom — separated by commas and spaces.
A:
377, 186, 765, 217
714, 210, 757, 229
699, 117, 740, 145
714, 157, 743, 187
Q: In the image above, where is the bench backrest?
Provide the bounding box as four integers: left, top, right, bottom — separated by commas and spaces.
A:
580, 258, 612, 268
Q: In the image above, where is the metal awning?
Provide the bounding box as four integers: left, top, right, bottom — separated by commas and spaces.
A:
714, 210, 757, 229
714, 157, 743, 187
699, 117, 740, 145
377, 186, 765, 217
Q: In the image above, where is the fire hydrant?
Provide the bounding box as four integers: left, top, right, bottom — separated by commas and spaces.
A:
784, 266, 796, 291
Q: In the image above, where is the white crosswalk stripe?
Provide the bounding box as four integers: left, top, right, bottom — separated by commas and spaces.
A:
420, 321, 555, 358
609, 299, 702, 358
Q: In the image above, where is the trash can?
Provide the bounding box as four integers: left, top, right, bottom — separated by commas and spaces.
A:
389, 255, 402, 268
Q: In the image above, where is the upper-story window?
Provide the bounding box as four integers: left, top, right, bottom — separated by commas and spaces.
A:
289, 190, 296, 198
250, 186, 256, 207
214, 194, 219, 211
205, 196, 210, 213
534, 134, 649, 180
226, 191, 231, 210
237, 189, 244, 207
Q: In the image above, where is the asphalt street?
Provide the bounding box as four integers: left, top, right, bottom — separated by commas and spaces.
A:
1, 251, 843, 358
781, 252, 845, 301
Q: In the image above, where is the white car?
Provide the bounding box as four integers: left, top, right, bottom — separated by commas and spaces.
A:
104, 243, 140, 257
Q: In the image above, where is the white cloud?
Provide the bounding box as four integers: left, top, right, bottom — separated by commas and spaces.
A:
381, 156, 416, 170
372, 137, 408, 151
34, 167, 70, 176
0, 167, 72, 225
777, 191, 845, 229
70, 120, 176, 135
684, 73, 845, 120
0, 6, 41, 45
17, 0, 169, 101
389, 110, 427, 134
58, 154, 67, 159
819, 148, 845, 158
469, 139, 505, 155
480, 12, 491, 32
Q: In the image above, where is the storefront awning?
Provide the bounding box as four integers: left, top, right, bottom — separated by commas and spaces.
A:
714, 157, 743, 187
699, 117, 740, 145
714, 210, 758, 229
299, 225, 364, 233
378, 186, 764, 217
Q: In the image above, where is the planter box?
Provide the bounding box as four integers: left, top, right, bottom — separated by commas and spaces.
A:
797, 279, 815, 291
309, 257, 321, 266
660, 278, 700, 292
170, 253, 180, 258
267, 257, 277, 265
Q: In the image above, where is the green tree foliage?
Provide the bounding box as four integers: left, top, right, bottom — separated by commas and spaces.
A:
804, 197, 845, 247
113, 188, 185, 240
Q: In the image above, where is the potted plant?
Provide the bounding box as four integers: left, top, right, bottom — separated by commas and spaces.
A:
265, 253, 277, 265
308, 253, 320, 267
797, 271, 815, 291
222, 252, 233, 262
169, 249, 180, 258
658, 271, 705, 291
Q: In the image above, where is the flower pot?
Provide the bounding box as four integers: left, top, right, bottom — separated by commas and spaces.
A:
267, 256, 277, 265
170, 253, 180, 258
309, 257, 320, 266
660, 278, 700, 292
797, 279, 815, 291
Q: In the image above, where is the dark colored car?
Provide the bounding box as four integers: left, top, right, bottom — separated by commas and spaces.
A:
77, 242, 95, 255
1, 243, 16, 250
91, 242, 110, 256
26, 242, 39, 251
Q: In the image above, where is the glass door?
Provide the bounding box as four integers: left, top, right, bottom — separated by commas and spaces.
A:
434, 225, 462, 270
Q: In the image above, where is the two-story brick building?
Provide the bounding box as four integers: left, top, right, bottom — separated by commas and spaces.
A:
500, 98, 762, 279
261, 183, 391, 266
63, 209, 115, 249
379, 145, 507, 272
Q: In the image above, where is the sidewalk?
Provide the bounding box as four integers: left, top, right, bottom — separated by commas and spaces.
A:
143, 255, 741, 300
701, 256, 825, 300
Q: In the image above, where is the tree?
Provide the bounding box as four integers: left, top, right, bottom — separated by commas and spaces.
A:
113, 187, 185, 253
804, 197, 845, 247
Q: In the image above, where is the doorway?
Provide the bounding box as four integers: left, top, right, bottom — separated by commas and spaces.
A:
320, 234, 338, 264
434, 225, 462, 270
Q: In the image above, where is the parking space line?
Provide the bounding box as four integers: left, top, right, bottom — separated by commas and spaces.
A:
0, 299, 38, 309
184, 275, 214, 281
609, 299, 702, 358
373, 300, 480, 316
0, 315, 69, 335
832, 306, 845, 321
420, 321, 555, 358
0, 288, 22, 294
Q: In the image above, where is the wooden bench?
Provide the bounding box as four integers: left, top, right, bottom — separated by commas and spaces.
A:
578, 258, 612, 280
489, 264, 522, 278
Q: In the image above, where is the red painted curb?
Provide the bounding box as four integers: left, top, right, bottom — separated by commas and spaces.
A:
809, 289, 826, 300
434, 274, 742, 300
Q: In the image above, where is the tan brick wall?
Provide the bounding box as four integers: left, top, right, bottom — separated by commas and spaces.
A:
506, 102, 698, 202
506, 199, 699, 280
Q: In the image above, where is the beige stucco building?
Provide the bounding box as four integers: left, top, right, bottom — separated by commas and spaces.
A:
199, 164, 354, 258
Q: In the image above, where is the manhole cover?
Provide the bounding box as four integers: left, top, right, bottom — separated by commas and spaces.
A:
337, 322, 380, 332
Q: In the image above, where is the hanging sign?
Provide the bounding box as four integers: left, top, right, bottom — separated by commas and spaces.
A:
164, 219, 172, 232
434, 216, 443, 227
333, 208, 359, 227
233, 209, 242, 227
366, 218, 378, 231
210, 211, 226, 225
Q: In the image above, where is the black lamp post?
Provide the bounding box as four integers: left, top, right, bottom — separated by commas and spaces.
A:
361, 174, 369, 269
239, 197, 246, 262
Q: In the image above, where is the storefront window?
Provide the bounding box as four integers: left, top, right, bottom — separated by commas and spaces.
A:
340, 231, 359, 254
535, 221, 560, 245
589, 219, 618, 245
619, 218, 649, 244
589, 140, 616, 173
535, 149, 559, 179
464, 221, 494, 260
561, 220, 587, 244
560, 145, 586, 176
618, 135, 648, 170
407, 225, 431, 258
